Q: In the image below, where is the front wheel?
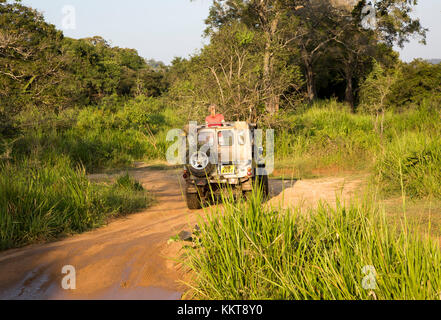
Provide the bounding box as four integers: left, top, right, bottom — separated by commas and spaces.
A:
186, 192, 202, 210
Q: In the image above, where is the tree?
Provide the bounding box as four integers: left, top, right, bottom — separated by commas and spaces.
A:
0, 0, 170, 136
168, 20, 303, 123
62, 36, 168, 104
335, 0, 425, 109
168, 23, 267, 122
359, 60, 400, 136
387, 59, 441, 109
308, 0, 425, 109
0, 0, 67, 124
373, 0, 427, 48
292, 1, 349, 102
205, 0, 306, 113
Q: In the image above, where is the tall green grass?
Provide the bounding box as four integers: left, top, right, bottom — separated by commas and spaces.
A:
273, 103, 377, 178
12, 96, 181, 172
375, 131, 441, 199
183, 190, 441, 300
0, 157, 152, 250
13, 127, 163, 172
274, 101, 378, 167
272, 101, 441, 199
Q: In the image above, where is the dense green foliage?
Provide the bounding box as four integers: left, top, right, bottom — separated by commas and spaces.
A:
184, 191, 441, 299
274, 101, 376, 169
173, 0, 425, 117
0, 0, 65, 132
10, 96, 176, 171
0, 1, 168, 134
388, 60, 441, 108
376, 131, 441, 199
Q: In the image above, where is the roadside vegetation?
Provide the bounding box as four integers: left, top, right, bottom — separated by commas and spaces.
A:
273, 100, 441, 200
0, 158, 152, 250
183, 190, 441, 300
0, 1, 167, 249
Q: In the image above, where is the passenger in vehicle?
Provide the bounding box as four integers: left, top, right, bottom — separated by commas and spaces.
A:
205, 104, 225, 127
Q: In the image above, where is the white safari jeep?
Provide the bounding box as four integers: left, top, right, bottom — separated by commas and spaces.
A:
183, 121, 269, 209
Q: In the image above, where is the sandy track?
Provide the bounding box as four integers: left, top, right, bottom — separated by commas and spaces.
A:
0, 166, 363, 300
268, 175, 365, 210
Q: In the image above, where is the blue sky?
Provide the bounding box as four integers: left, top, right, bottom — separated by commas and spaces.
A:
395, 0, 441, 62
21, 0, 212, 64
20, 0, 441, 64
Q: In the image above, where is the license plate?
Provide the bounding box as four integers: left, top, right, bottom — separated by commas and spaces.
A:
221, 165, 235, 175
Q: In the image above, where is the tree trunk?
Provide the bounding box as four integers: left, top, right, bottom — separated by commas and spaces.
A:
263, 41, 272, 113
344, 66, 355, 112
303, 53, 316, 102
263, 15, 279, 115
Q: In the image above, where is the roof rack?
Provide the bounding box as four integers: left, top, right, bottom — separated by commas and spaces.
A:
188, 122, 257, 132
198, 122, 235, 129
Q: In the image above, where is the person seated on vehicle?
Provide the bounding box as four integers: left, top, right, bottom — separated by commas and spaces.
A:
205, 104, 225, 127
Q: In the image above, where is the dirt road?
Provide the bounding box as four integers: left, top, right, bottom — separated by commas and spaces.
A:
0, 165, 363, 300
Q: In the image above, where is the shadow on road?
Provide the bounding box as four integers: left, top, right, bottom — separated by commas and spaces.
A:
269, 179, 297, 198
